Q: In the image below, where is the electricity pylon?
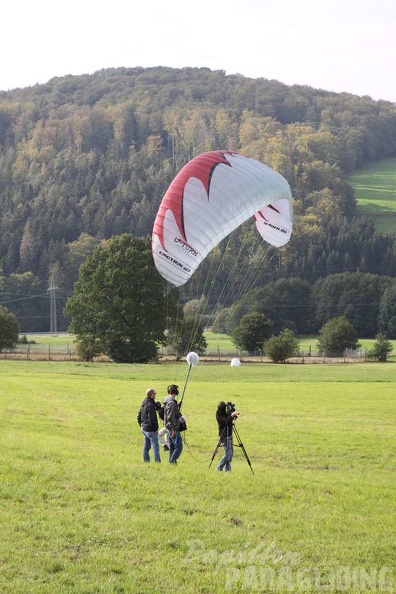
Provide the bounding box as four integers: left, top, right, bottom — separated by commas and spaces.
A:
48, 274, 58, 335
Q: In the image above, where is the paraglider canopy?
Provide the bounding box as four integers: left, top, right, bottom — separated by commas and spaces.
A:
152, 150, 293, 287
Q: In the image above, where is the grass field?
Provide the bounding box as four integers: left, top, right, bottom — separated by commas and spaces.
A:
349, 157, 396, 234
1, 360, 395, 593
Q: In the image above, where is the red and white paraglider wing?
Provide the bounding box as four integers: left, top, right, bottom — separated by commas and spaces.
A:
254, 199, 293, 248
152, 151, 293, 287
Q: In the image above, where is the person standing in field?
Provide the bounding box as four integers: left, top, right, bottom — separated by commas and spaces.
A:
215, 401, 239, 471
163, 384, 184, 465
137, 388, 161, 463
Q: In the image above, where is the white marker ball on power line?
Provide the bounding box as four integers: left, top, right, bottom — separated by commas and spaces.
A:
186, 352, 199, 367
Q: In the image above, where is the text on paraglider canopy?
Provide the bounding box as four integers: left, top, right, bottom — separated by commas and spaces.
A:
260, 220, 288, 234
158, 250, 191, 273
173, 237, 198, 257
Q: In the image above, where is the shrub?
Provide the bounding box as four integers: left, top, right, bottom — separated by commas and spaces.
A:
265, 329, 300, 363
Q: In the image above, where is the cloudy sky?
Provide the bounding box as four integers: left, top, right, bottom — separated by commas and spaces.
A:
1, 0, 395, 102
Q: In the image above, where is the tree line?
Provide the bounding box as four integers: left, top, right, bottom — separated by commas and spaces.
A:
0, 66, 396, 333
1, 236, 394, 361
211, 272, 396, 339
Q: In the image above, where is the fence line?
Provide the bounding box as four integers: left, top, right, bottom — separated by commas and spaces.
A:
0, 343, 77, 361
0, 344, 373, 363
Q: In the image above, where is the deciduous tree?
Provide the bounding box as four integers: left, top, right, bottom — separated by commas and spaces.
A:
264, 328, 300, 363
65, 234, 178, 363
317, 316, 360, 357
369, 333, 394, 362
231, 312, 272, 354
378, 284, 396, 338
0, 305, 19, 350
166, 316, 207, 360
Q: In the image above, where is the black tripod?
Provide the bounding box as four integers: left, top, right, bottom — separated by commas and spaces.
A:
209, 422, 254, 474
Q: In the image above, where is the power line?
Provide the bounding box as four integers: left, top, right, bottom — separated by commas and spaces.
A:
0, 294, 48, 305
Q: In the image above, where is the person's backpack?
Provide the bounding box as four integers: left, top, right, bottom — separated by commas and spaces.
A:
155, 402, 165, 421
178, 416, 187, 432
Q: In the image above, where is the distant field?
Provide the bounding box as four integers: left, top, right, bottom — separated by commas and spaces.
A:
22, 333, 76, 346
205, 333, 396, 359
18, 332, 396, 363
349, 157, 396, 234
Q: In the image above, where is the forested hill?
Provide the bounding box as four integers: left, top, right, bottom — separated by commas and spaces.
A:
1, 66, 396, 331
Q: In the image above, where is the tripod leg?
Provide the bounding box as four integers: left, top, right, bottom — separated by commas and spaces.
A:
233, 425, 254, 474
209, 426, 227, 468
209, 437, 223, 468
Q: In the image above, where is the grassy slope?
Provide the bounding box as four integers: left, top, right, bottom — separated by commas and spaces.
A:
349, 157, 396, 234
1, 361, 395, 593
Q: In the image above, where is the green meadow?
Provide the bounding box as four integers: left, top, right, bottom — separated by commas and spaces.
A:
1, 360, 395, 593
349, 157, 396, 234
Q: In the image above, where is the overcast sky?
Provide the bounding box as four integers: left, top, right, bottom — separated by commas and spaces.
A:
1, 0, 395, 102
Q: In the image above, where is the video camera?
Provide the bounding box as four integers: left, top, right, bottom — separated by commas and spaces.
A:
226, 401, 236, 414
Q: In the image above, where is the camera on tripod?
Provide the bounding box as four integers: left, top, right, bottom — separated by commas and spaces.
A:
226, 401, 237, 414
209, 401, 253, 473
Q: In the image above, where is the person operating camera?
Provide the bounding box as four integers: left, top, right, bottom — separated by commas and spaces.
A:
215, 401, 240, 472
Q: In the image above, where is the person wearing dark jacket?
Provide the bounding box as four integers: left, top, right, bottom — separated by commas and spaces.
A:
215, 401, 239, 471
163, 384, 184, 465
138, 388, 161, 463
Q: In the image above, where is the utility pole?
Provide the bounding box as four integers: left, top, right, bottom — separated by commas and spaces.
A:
48, 274, 58, 335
